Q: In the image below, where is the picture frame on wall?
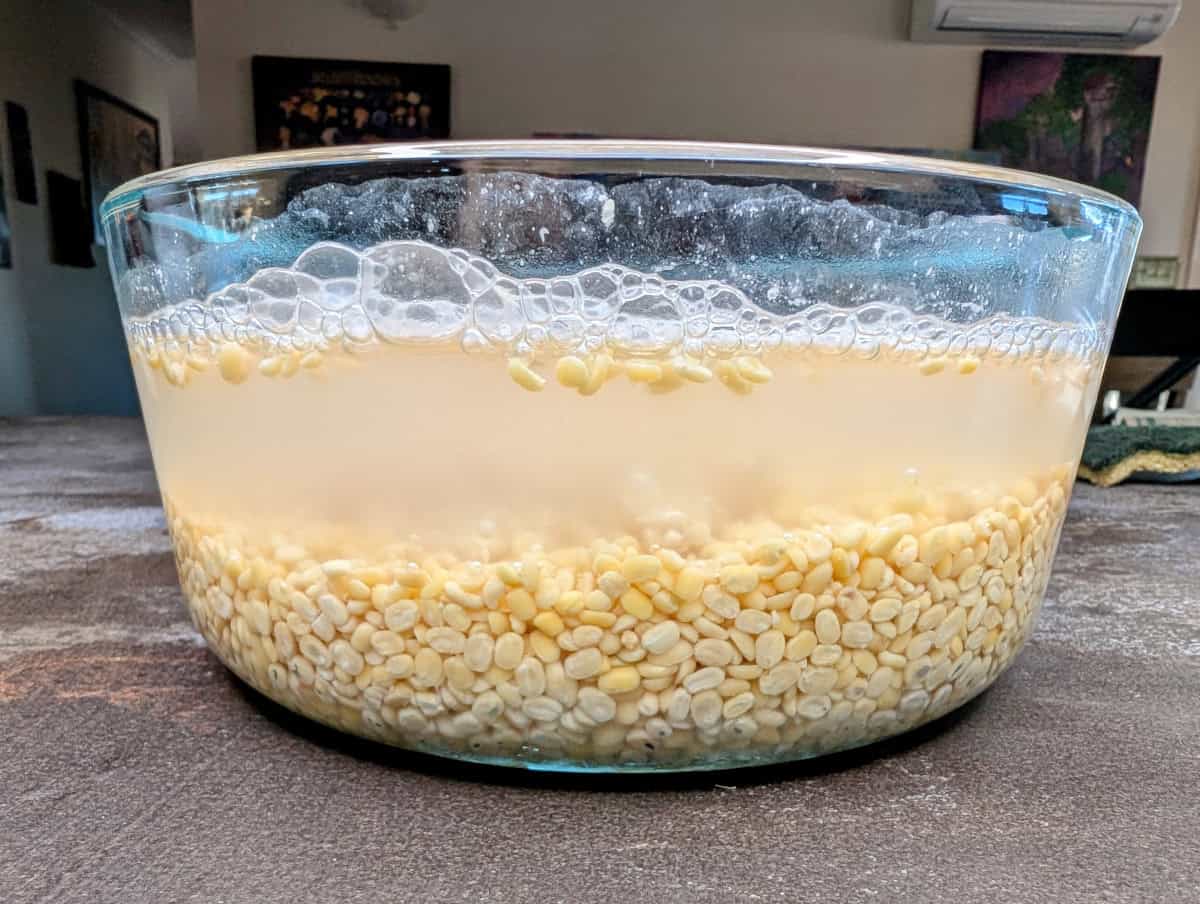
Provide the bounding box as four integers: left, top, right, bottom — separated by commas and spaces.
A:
0, 135, 10, 268
252, 55, 451, 151
46, 170, 94, 268
973, 50, 1160, 208
6, 101, 37, 205
75, 80, 161, 246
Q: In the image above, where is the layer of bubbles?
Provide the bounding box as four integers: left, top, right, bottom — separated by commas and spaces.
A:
127, 238, 1103, 364
120, 172, 1120, 318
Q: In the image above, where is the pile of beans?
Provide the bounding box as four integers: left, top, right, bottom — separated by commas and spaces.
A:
167, 468, 1068, 768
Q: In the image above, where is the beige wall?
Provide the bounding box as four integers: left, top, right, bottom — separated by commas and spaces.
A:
195, 0, 1200, 267
165, 55, 202, 165
0, 0, 175, 414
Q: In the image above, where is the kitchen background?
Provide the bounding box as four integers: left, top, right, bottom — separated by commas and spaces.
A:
1, 0, 1198, 415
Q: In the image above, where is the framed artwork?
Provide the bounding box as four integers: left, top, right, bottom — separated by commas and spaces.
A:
0, 137, 9, 268
75, 80, 161, 245
46, 170, 94, 268
6, 101, 37, 204
974, 50, 1160, 207
252, 56, 450, 151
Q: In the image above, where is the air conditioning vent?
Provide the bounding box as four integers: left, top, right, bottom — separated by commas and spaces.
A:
911, 0, 1180, 47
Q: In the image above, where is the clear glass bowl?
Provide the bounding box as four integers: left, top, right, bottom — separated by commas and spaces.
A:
102, 141, 1140, 771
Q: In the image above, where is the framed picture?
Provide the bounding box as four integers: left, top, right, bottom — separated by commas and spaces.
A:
0, 137, 9, 268
75, 80, 161, 245
46, 170, 94, 268
252, 55, 450, 151
6, 101, 37, 204
974, 51, 1160, 207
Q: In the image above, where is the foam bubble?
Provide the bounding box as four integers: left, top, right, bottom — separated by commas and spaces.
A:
295, 242, 362, 280
362, 241, 471, 341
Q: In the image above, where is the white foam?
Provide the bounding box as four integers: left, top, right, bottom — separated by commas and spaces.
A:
128, 239, 1103, 363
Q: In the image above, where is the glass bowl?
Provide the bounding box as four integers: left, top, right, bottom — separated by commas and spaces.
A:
102, 141, 1140, 771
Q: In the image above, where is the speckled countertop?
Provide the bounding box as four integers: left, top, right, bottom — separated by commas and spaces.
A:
2, 417, 1198, 904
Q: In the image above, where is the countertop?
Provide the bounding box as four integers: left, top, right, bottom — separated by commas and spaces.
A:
2, 417, 1198, 904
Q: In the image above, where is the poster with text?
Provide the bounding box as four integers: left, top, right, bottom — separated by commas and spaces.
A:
253, 56, 450, 151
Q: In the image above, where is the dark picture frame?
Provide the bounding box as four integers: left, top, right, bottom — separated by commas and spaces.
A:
6, 101, 37, 205
46, 170, 94, 268
74, 80, 161, 246
0, 131, 9, 268
252, 55, 450, 151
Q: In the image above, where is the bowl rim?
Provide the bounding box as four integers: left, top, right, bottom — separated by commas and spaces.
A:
100, 138, 1139, 222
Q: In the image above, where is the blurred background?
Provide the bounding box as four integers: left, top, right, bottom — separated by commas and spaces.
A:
1, 0, 1198, 416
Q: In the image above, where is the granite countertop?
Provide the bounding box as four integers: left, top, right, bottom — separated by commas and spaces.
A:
2, 417, 1198, 904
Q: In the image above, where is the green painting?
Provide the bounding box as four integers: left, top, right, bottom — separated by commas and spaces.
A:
974, 51, 1160, 207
